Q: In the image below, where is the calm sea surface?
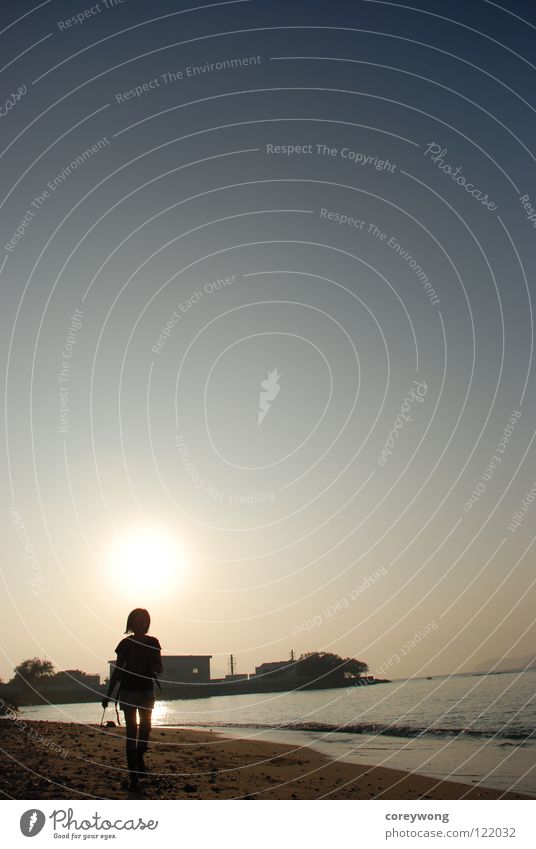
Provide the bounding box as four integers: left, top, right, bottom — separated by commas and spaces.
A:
21, 670, 536, 796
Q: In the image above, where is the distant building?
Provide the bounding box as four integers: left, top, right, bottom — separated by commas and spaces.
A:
39, 671, 101, 691
109, 654, 212, 687
254, 661, 297, 680
0, 670, 102, 705
161, 655, 212, 686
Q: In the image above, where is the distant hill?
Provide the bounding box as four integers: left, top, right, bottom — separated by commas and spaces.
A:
472, 654, 536, 674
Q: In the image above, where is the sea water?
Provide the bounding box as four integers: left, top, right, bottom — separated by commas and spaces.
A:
20, 669, 536, 796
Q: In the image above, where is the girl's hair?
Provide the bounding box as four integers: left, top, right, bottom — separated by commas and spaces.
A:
125, 608, 151, 634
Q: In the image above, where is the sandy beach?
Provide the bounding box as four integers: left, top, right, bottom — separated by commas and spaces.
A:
0, 720, 530, 800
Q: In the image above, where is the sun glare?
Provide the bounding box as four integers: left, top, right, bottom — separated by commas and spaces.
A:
107, 526, 188, 596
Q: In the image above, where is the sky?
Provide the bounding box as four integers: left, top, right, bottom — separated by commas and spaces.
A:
1, 0, 536, 684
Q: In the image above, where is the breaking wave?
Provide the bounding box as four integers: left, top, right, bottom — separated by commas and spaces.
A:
172, 719, 535, 742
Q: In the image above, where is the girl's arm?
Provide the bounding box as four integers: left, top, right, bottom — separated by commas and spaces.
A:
102, 654, 123, 705
153, 645, 163, 675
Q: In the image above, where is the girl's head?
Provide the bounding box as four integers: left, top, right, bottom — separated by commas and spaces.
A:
125, 608, 151, 635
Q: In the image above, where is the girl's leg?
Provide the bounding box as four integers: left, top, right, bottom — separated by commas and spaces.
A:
138, 706, 152, 749
124, 705, 138, 753
136, 695, 155, 774
123, 705, 139, 788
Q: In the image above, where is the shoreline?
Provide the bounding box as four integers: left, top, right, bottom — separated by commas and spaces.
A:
163, 722, 536, 798
0, 720, 531, 800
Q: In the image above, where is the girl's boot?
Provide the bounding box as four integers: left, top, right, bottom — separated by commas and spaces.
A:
136, 743, 148, 775
126, 749, 140, 790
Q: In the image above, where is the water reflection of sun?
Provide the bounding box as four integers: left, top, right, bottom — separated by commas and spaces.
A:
151, 700, 170, 725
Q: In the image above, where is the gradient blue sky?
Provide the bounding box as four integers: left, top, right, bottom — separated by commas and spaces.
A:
1, 0, 536, 683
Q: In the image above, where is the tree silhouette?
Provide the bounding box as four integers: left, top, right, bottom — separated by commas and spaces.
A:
297, 651, 368, 682
11, 657, 55, 687
343, 657, 369, 678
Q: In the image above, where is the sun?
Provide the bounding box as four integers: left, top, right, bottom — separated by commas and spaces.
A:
106, 526, 188, 596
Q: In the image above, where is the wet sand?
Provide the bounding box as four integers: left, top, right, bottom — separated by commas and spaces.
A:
0, 720, 530, 800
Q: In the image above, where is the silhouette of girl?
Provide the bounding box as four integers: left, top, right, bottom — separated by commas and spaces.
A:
102, 608, 163, 791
